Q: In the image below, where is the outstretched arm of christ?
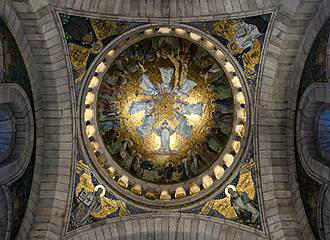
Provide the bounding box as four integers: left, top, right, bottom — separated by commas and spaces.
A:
153, 127, 162, 137
168, 126, 176, 135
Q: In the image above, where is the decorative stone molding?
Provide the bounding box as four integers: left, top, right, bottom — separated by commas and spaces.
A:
317, 106, 330, 163
0, 1, 45, 239
0, 84, 34, 184
49, 0, 279, 20
296, 83, 330, 239
258, 0, 327, 239
64, 213, 268, 240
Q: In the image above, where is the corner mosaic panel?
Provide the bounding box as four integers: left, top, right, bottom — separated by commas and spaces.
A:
58, 13, 143, 97
185, 146, 262, 230
188, 14, 271, 94
67, 148, 149, 232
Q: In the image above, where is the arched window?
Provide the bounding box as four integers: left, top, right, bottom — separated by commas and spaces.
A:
318, 107, 330, 162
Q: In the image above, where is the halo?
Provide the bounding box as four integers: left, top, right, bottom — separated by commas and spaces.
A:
225, 184, 236, 198
94, 185, 106, 197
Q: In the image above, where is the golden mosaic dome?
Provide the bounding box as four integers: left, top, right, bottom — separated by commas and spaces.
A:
82, 26, 248, 205
97, 36, 233, 184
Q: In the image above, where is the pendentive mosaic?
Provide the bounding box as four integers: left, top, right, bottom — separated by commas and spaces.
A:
59, 13, 143, 96
185, 145, 261, 230
188, 14, 271, 93
0, 18, 36, 240
57, 12, 271, 233
68, 147, 149, 231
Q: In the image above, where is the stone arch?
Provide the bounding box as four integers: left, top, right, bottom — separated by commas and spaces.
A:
258, 0, 329, 239
5, 1, 74, 239
0, 0, 73, 239
48, 0, 279, 19
0, 1, 45, 239
64, 213, 268, 240
291, 4, 330, 239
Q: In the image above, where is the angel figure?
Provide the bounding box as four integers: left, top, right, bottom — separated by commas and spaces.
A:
227, 186, 260, 223
232, 21, 262, 52
200, 170, 260, 226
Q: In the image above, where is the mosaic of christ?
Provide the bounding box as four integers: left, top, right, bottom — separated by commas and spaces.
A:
97, 36, 234, 184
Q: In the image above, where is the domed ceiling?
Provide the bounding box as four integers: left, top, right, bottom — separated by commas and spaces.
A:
97, 36, 235, 184
3, 1, 330, 239
56, 12, 270, 233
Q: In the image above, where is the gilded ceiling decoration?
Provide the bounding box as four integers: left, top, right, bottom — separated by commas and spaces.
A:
188, 15, 270, 92
96, 36, 234, 184
81, 27, 249, 205
57, 12, 272, 234
59, 14, 142, 87
68, 160, 149, 231
187, 151, 261, 230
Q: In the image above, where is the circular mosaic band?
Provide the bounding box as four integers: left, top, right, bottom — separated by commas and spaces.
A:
79, 24, 251, 209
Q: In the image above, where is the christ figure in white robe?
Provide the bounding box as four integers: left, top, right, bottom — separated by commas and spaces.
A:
153, 121, 175, 152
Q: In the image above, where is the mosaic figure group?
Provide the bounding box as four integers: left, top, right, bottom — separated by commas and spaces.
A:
97, 37, 234, 184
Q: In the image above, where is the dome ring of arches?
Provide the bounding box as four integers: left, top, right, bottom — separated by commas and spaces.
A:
78, 24, 253, 209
